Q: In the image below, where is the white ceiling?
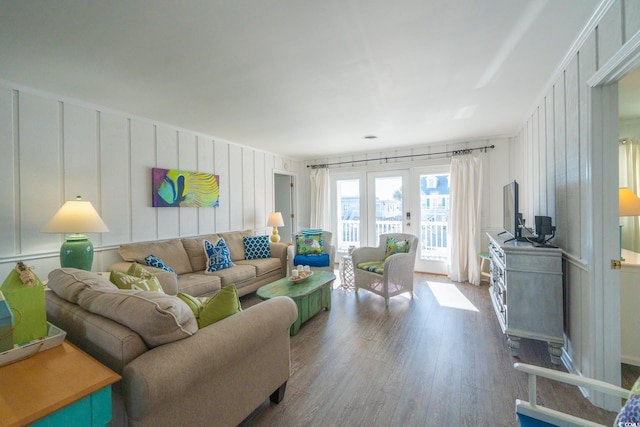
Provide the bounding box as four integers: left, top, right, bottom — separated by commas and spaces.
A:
0, 0, 603, 159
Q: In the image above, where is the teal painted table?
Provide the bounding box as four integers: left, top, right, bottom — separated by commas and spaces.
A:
0, 341, 120, 427
257, 271, 335, 335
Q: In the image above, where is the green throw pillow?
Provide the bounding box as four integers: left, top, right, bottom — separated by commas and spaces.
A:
109, 263, 164, 293
177, 284, 241, 329
384, 237, 410, 260
296, 234, 323, 255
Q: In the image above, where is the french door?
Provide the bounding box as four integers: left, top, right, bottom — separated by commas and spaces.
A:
333, 165, 450, 275
411, 166, 450, 274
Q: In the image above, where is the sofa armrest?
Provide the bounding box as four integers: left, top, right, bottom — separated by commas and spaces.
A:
270, 242, 288, 275
122, 296, 298, 425
109, 261, 179, 295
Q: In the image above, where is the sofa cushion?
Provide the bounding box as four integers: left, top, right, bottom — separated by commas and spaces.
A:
48, 268, 117, 303
235, 258, 281, 276
175, 272, 221, 297
181, 235, 218, 272
614, 375, 640, 426
243, 235, 271, 260
217, 230, 253, 261
77, 287, 198, 348
118, 239, 193, 275
204, 264, 256, 287
204, 239, 234, 272
177, 285, 241, 329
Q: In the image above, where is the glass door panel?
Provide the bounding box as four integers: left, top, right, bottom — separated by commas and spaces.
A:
414, 167, 450, 274
336, 178, 361, 253
367, 172, 409, 246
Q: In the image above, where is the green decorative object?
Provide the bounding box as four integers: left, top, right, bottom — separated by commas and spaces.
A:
60, 234, 94, 271
42, 196, 109, 271
0, 262, 47, 346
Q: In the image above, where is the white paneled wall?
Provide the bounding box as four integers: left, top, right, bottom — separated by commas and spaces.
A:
511, 0, 640, 408
0, 84, 298, 279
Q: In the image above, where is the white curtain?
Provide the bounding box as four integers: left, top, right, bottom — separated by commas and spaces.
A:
310, 167, 331, 230
448, 154, 483, 285
620, 138, 640, 252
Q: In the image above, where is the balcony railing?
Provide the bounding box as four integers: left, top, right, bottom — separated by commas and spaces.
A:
338, 219, 448, 261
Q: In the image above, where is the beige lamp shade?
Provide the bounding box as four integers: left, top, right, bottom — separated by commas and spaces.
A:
619, 188, 640, 217
267, 212, 284, 243
42, 196, 109, 233
267, 212, 285, 227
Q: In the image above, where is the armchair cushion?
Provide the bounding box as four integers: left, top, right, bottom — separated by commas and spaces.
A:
294, 253, 330, 267
357, 261, 385, 275
384, 236, 410, 260
296, 234, 324, 255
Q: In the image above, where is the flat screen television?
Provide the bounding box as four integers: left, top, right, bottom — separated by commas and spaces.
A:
503, 180, 521, 239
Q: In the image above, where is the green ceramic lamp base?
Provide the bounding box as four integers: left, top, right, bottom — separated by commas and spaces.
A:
60, 234, 94, 271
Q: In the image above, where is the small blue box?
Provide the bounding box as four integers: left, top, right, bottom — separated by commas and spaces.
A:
0, 290, 14, 352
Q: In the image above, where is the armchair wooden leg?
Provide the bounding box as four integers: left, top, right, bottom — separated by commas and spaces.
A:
270, 382, 287, 404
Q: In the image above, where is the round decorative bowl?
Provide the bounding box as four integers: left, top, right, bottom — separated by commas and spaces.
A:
289, 271, 313, 284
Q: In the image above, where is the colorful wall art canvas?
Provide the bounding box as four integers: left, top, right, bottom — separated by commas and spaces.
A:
152, 168, 220, 207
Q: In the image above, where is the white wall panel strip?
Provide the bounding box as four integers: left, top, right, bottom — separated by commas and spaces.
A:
130, 120, 157, 242
99, 112, 130, 246
0, 88, 16, 256
229, 144, 243, 231
214, 140, 230, 232
242, 148, 255, 230
19, 92, 61, 254
156, 125, 180, 239
178, 131, 198, 237
197, 136, 216, 235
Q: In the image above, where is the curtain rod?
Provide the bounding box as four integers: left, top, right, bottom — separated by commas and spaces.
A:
307, 144, 495, 169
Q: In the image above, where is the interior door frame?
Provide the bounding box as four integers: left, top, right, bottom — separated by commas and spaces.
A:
585, 32, 640, 408
273, 170, 295, 244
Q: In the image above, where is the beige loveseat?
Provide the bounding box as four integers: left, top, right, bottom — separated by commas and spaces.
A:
45, 268, 298, 427
110, 230, 288, 297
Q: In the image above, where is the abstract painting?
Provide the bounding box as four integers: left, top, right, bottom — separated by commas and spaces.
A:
152, 168, 220, 207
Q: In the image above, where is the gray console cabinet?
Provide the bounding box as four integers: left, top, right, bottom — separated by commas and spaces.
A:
487, 232, 564, 364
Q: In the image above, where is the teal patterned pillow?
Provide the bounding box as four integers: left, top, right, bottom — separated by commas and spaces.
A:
384, 237, 410, 260
615, 376, 640, 426
296, 234, 323, 255
204, 239, 234, 272
243, 235, 271, 259
144, 254, 175, 273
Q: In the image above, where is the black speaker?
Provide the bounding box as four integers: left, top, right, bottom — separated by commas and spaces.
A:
535, 216, 553, 242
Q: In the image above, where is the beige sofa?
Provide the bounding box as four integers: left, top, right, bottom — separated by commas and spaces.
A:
110, 230, 288, 297
45, 268, 298, 427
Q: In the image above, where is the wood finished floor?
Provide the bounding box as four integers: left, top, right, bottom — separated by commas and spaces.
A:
239, 272, 620, 427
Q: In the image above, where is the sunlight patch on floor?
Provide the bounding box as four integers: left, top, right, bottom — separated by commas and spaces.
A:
427, 281, 479, 312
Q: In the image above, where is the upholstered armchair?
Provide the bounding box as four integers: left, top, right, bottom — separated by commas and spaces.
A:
352, 233, 418, 306
287, 230, 336, 274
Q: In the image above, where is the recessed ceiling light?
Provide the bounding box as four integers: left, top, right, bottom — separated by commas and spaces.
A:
363, 135, 377, 140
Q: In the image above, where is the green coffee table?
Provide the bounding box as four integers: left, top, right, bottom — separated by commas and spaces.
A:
257, 270, 335, 335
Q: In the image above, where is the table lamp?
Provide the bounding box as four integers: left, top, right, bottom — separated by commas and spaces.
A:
619, 187, 640, 260
42, 196, 109, 271
267, 212, 284, 243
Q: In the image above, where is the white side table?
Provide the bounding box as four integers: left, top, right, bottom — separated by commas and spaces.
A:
339, 255, 354, 290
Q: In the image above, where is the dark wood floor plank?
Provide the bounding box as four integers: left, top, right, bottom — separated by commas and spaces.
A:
239, 272, 621, 427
